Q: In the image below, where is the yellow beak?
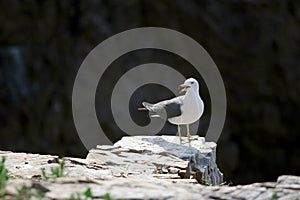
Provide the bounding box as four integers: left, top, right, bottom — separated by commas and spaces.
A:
178, 84, 190, 94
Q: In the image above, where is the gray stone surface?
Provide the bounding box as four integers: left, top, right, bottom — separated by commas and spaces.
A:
87, 136, 223, 185
120, 136, 223, 184
0, 136, 300, 199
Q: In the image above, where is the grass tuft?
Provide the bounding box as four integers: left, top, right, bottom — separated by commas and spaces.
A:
70, 188, 94, 200
271, 192, 279, 200
0, 156, 9, 197
41, 158, 66, 180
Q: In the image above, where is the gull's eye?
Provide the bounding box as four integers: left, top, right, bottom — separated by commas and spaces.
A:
191, 81, 194, 84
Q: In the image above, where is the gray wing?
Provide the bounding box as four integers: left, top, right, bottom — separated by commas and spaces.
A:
143, 96, 184, 120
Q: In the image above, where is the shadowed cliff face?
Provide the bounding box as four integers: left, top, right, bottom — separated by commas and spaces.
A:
0, 0, 300, 184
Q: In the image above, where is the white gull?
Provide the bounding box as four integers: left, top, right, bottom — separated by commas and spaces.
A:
140, 78, 204, 143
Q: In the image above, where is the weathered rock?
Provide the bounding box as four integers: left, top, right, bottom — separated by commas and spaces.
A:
3, 174, 300, 200
87, 135, 223, 185
1, 137, 300, 199
277, 175, 300, 190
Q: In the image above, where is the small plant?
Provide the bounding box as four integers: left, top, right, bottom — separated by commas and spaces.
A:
271, 192, 279, 200
202, 179, 212, 186
103, 193, 117, 200
41, 158, 66, 180
70, 188, 95, 200
84, 188, 94, 199
14, 185, 46, 200
70, 189, 124, 200
0, 156, 9, 196
41, 167, 48, 181
102, 193, 125, 200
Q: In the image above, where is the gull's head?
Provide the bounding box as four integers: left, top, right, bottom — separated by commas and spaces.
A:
179, 78, 199, 94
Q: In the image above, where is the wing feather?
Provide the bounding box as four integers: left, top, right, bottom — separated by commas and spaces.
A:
142, 96, 184, 120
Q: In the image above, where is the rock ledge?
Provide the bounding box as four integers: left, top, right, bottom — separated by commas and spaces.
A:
0, 136, 300, 199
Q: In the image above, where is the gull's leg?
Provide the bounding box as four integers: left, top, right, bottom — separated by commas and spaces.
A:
178, 124, 182, 144
186, 124, 191, 142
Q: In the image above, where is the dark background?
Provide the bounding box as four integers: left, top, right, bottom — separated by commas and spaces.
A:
0, 0, 300, 185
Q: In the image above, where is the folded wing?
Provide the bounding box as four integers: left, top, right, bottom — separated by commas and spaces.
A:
142, 96, 184, 120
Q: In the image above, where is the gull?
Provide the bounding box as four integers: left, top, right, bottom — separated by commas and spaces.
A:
139, 78, 204, 143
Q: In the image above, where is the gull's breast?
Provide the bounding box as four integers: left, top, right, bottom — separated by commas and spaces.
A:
168, 93, 204, 125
